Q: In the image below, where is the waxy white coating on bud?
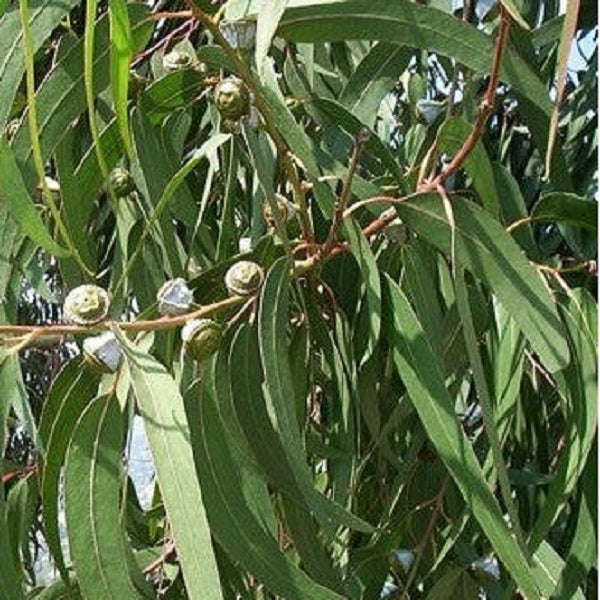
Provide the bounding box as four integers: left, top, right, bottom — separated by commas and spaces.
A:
157, 278, 193, 316
82, 332, 122, 373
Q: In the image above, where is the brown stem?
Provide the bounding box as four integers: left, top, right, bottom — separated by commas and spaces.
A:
402, 476, 449, 596
321, 127, 371, 255
0, 295, 244, 340
191, 8, 314, 247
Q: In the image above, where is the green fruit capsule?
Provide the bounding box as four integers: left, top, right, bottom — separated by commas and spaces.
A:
224, 260, 264, 296
181, 319, 222, 362
214, 76, 250, 120
63, 285, 110, 325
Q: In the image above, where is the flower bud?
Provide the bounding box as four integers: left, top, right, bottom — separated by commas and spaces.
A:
262, 194, 293, 228
214, 76, 250, 120
82, 332, 122, 373
163, 49, 195, 72
63, 285, 110, 325
109, 167, 135, 198
157, 278, 193, 316
224, 260, 264, 296
181, 319, 222, 361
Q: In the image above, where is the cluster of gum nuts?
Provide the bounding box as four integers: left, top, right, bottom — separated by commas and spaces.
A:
63, 261, 265, 373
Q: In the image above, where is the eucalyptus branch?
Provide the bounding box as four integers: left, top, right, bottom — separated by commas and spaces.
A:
348, 8, 512, 246
402, 476, 449, 596
321, 127, 370, 256
191, 8, 315, 247
0, 295, 245, 344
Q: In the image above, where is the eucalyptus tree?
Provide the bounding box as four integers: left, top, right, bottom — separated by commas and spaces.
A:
0, 0, 596, 598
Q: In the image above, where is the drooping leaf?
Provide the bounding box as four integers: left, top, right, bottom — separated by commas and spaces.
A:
277, 0, 552, 116
530, 193, 597, 230
255, 0, 288, 79
108, 0, 134, 155
185, 375, 346, 600
65, 393, 145, 599
259, 257, 373, 534
120, 331, 224, 600
0, 139, 69, 257
0, 0, 79, 128
394, 193, 569, 372
382, 276, 541, 600
39, 358, 101, 581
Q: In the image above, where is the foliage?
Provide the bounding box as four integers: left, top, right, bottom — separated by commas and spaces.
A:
0, 0, 597, 598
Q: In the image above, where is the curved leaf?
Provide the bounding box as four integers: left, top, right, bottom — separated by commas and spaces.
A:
277, 0, 552, 116
65, 394, 144, 599
394, 194, 569, 372
382, 276, 541, 600
120, 332, 224, 600
39, 358, 101, 581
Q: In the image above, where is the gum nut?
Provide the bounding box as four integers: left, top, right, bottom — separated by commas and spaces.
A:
224, 260, 264, 296
181, 318, 222, 361
214, 76, 250, 120
163, 49, 194, 72
63, 285, 110, 325
157, 278, 194, 316
109, 167, 135, 197
82, 332, 122, 373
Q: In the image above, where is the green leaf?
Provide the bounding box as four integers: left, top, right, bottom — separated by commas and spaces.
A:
255, 0, 287, 79
65, 394, 144, 599
382, 276, 541, 600
10, 3, 153, 188
499, 0, 530, 29
438, 118, 501, 218
545, 0, 580, 175
393, 193, 569, 372
530, 193, 597, 230
0, 0, 79, 128
120, 331, 224, 600
0, 488, 23, 600
532, 541, 585, 600
108, 0, 134, 155
138, 70, 206, 126
277, 0, 552, 117
259, 257, 373, 534
339, 43, 412, 124
0, 139, 69, 257
185, 375, 346, 600
39, 358, 101, 581
530, 288, 597, 548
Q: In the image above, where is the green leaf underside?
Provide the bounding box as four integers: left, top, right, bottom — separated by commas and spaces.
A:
121, 331, 224, 600
383, 277, 541, 600
65, 394, 142, 599
277, 0, 552, 116
394, 194, 569, 372
186, 375, 346, 600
